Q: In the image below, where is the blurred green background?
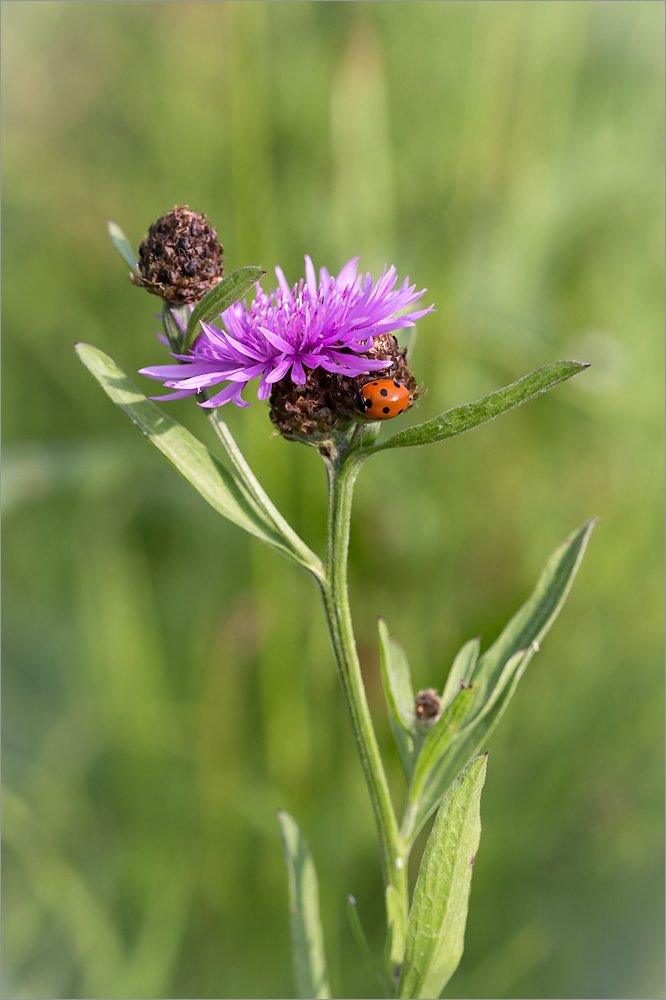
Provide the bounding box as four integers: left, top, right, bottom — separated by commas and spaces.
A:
2, 2, 663, 998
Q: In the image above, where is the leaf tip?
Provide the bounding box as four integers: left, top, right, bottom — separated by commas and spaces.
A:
347, 894, 356, 905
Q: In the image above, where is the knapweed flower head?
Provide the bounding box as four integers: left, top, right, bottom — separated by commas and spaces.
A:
139, 257, 433, 422
131, 206, 224, 303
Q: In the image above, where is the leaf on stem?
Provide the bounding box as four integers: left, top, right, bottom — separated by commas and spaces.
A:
470, 518, 596, 709
75, 343, 322, 575
369, 361, 589, 452
278, 812, 331, 1000
183, 265, 265, 351
440, 637, 480, 711
398, 754, 488, 1000
402, 519, 595, 843
378, 619, 416, 779
107, 220, 139, 270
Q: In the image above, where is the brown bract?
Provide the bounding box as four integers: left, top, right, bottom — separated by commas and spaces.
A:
130, 206, 224, 303
269, 333, 423, 443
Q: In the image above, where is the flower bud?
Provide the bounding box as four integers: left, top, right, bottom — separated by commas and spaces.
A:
130, 206, 223, 303
414, 688, 441, 723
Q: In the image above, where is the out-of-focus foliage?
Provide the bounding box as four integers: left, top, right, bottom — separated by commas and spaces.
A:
2, 2, 663, 998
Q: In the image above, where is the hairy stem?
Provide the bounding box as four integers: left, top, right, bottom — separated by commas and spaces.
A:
317, 443, 409, 942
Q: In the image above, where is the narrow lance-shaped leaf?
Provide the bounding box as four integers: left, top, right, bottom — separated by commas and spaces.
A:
398, 754, 488, 1000
368, 361, 589, 453
108, 220, 139, 270
378, 619, 416, 779
183, 265, 265, 350
75, 344, 323, 576
436, 649, 531, 810
404, 519, 595, 842
440, 637, 480, 711
278, 812, 331, 1000
471, 518, 596, 709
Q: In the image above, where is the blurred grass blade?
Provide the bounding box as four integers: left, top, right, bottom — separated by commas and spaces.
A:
347, 896, 390, 997
75, 343, 323, 575
398, 754, 488, 1000
471, 519, 596, 707
107, 220, 138, 270
370, 361, 589, 452
378, 619, 416, 778
440, 637, 480, 710
278, 812, 331, 1000
183, 266, 265, 350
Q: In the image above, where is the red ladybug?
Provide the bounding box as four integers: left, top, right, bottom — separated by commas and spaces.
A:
360, 379, 409, 420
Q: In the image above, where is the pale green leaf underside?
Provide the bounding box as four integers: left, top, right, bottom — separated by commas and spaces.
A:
398, 754, 488, 1000
75, 344, 322, 573
107, 220, 138, 270
378, 619, 416, 779
184, 266, 265, 350
278, 812, 331, 1000
369, 361, 588, 452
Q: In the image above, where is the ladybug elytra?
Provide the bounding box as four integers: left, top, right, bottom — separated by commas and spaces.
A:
360, 379, 409, 420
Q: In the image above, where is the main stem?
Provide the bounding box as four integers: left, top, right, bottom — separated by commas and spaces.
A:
318, 444, 408, 921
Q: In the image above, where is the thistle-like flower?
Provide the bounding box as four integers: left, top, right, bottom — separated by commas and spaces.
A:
139, 257, 433, 420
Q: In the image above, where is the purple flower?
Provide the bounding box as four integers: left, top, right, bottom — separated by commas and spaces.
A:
139, 256, 434, 408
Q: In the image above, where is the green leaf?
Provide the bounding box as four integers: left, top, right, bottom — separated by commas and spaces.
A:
368, 361, 589, 453
398, 754, 488, 1000
403, 519, 595, 843
75, 343, 323, 576
278, 812, 331, 1000
471, 519, 596, 709
107, 220, 138, 270
183, 266, 265, 350
378, 619, 416, 778
440, 637, 480, 710
435, 649, 530, 803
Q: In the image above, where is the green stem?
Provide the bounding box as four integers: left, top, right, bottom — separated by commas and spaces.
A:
317, 442, 409, 941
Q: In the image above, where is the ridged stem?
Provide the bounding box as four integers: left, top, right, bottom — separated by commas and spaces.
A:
317, 443, 409, 943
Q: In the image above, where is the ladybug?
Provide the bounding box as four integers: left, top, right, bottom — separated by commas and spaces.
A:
359, 379, 409, 420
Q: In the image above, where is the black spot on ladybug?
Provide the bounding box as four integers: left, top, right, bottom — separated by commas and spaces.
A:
364, 398, 373, 408
383, 406, 390, 414
393, 380, 401, 388
380, 388, 388, 397
398, 408, 404, 415
371, 381, 379, 386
